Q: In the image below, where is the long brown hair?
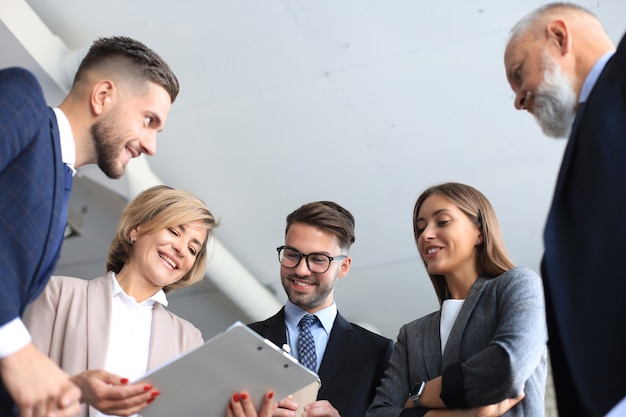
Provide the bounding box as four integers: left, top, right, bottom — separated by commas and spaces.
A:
413, 182, 513, 304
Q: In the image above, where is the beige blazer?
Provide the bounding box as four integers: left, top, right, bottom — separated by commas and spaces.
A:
23, 272, 204, 417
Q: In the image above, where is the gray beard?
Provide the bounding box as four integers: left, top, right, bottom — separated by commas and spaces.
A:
533, 52, 578, 139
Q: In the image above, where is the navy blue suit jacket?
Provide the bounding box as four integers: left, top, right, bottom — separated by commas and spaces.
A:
249, 308, 393, 417
0, 67, 67, 412
542, 33, 626, 417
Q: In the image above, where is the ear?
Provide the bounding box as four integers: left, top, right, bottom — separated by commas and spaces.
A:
90, 80, 116, 116
476, 230, 483, 246
337, 256, 352, 278
546, 20, 571, 56
129, 227, 138, 243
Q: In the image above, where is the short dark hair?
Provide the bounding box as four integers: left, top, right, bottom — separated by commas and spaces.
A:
74, 36, 180, 102
286, 201, 355, 250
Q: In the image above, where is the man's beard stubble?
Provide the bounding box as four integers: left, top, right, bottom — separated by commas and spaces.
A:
91, 112, 125, 179
281, 273, 336, 311
532, 51, 578, 139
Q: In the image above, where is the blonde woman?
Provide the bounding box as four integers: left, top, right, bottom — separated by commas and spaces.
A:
24, 185, 217, 417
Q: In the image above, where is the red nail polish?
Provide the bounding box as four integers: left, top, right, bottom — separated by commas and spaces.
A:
147, 398, 155, 404
120, 378, 129, 384
241, 393, 248, 400
151, 391, 160, 397
233, 394, 240, 402
228, 402, 233, 411
268, 392, 274, 399
144, 385, 152, 391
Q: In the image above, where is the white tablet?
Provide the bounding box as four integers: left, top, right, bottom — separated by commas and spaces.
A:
134, 321, 320, 417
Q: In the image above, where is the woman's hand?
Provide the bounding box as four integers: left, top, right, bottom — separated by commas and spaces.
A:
424, 392, 525, 417
70, 369, 159, 416
466, 392, 525, 417
227, 391, 276, 417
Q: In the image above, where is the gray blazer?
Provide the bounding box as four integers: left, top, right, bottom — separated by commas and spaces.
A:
23, 273, 204, 417
367, 266, 547, 417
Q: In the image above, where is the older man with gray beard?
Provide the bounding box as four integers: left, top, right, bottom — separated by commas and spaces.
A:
504, 3, 625, 417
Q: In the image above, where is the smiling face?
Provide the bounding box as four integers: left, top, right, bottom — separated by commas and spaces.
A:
92, 81, 171, 178
414, 194, 482, 283
122, 220, 207, 298
280, 222, 351, 313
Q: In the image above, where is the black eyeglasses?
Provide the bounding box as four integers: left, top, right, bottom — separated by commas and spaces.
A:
277, 246, 347, 274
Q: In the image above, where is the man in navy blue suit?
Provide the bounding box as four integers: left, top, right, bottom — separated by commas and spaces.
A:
0, 36, 179, 417
504, 3, 625, 416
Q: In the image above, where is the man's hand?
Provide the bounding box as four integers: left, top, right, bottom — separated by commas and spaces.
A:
70, 369, 159, 416
271, 396, 340, 417
272, 395, 298, 417
302, 400, 340, 417
0, 342, 81, 417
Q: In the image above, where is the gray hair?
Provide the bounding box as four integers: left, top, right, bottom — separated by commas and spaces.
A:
508, 2, 598, 44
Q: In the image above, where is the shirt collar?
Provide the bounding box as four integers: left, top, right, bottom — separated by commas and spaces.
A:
284, 300, 337, 334
110, 272, 169, 306
53, 107, 76, 174
580, 50, 615, 104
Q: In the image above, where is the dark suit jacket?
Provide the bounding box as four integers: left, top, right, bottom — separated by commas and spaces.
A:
542, 33, 626, 417
249, 308, 393, 417
0, 67, 67, 414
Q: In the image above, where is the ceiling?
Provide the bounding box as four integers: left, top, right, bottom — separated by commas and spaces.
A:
2, 0, 625, 341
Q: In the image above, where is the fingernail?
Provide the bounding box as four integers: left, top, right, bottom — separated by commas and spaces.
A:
120, 378, 129, 384
147, 398, 155, 404
229, 402, 233, 411
151, 391, 160, 397
144, 385, 153, 391
268, 391, 274, 399
241, 392, 248, 400
233, 394, 240, 402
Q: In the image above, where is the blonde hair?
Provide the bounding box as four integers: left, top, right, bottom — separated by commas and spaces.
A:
106, 185, 218, 293
412, 183, 513, 304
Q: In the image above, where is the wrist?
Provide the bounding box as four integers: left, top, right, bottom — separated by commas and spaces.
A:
409, 381, 426, 408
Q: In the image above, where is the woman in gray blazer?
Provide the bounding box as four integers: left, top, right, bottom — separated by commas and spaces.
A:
24, 185, 218, 417
367, 183, 547, 417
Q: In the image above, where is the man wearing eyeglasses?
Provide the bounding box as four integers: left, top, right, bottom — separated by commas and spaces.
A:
249, 201, 393, 417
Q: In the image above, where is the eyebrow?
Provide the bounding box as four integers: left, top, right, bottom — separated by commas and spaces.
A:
416, 208, 453, 223
284, 245, 331, 256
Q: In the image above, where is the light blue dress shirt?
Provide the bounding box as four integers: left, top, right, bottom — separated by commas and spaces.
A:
284, 300, 337, 373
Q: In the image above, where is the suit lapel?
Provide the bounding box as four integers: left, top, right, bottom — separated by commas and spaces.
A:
29, 108, 66, 300
551, 51, 616, 207
259, 308, 289, 347
317, 313, 353, 398
421, 312, 443, 378
148, 304, 176, 370
87, 274, 114, 370
550, 103, 586, 206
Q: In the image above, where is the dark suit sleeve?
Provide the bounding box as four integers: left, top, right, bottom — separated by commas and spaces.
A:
0, 67, 50, 326
0, 68, 45, 171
